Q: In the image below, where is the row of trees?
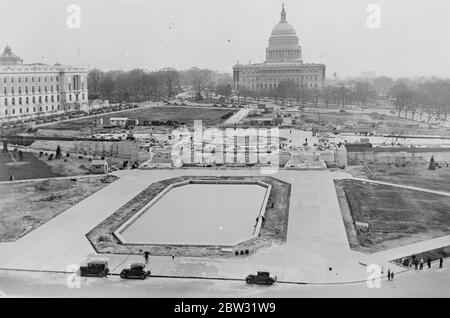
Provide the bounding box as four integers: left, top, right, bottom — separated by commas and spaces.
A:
389, 79, 450, 122
88, 68, 180, 102
88, 67, 232, 103
236, 80, 375, 107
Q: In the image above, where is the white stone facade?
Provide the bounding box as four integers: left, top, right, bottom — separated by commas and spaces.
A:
0, 46, 88, 122
233, 5, 326, 92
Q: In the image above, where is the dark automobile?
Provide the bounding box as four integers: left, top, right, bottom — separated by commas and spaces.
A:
245, 271, 277, 285
120, 263, 151, 280
80, 260, 109, 278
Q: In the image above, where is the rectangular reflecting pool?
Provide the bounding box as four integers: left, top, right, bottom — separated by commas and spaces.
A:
117, 182, 270, 246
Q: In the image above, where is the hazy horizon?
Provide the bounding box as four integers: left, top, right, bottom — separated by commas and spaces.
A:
1, 0, 449, 78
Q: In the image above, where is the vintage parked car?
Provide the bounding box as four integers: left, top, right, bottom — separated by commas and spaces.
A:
120, 263, 151, 280
245, 271, 277, 285
80, 260, 110, 278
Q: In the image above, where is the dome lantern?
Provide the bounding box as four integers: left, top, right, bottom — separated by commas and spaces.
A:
265, 5, 302, 63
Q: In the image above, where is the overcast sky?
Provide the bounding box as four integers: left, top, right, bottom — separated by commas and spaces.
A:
1, 0, 449, 78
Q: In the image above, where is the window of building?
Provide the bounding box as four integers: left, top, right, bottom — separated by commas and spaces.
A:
45, 96, 48, 102
38, 96, 42, 103
5, 110, 7, 115
3, 87, 6, 95
19, 97, 22, 105
4, 98, 7, 106
32, 96, 35, 103
12, 109, 15, 114
51, 95, 54, 102
19, 108, 22, 114
26, 97, 29, 104
33, 107, 35, 112
12, 97, 15, 105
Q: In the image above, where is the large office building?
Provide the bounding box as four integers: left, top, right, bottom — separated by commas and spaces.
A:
0, 45, 88, 122
233, 5, 326, 92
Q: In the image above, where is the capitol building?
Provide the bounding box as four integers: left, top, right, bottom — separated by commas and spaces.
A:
233, 5, 326, 92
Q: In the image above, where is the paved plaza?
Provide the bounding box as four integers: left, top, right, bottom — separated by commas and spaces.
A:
0, 168, 449, 294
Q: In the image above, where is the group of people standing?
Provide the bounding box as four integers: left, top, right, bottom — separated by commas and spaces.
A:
388, 255, 445, 282
410, 255, 444, 270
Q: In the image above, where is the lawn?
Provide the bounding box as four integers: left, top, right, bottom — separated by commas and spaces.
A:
335, 179, 450, 253
0, 175, 118, 242
45, 106, 236, 131
347, 164, 450, 193
0, 151, 62, 181
0, 151, 91, 181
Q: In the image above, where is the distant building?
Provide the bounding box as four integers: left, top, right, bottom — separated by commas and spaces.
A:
0, 45, 88, 122
360, 71, 377, 79
233, 5, 326, 92
109, 117, 129, 127
90, 160, 109, 174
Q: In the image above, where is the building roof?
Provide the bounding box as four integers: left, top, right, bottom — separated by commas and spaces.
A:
91, 160, 108, 165
0, 45, 86, 73
233, 62, 325, 69
344, 143, 373, 152
0, 63, 86, 73
0, 45, 23, 65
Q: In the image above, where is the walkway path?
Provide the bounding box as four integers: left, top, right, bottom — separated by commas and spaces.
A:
340, 176, 450, 197
224, 108, 251, 125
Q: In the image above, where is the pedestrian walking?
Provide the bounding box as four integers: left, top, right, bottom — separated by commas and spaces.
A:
440, 257, 443, 269
144, 251, 150, 265
427, 256, 431, 269
390, 271, 394, 281
419, 259, 424, 270
387, 269, 391, 281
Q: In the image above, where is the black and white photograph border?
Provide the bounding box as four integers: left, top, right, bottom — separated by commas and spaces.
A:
0, 0, 450, 302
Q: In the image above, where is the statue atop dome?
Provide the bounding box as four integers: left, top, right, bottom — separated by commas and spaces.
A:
281, 3, 287, 22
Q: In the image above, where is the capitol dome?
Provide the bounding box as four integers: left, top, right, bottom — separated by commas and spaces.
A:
270, 6, 297, 37
265, 5, 302, 63
271, 22, 297, 36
